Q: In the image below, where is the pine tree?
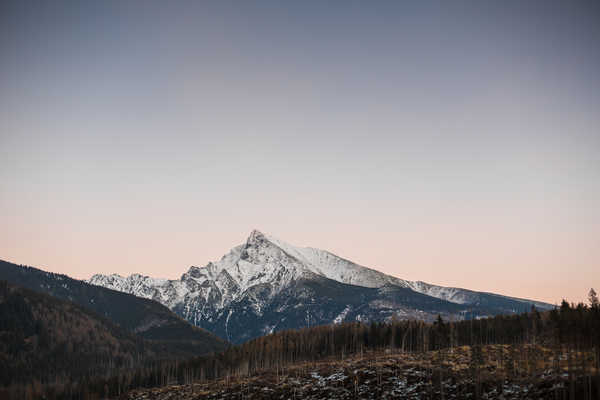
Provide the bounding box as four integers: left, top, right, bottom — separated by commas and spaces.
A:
589, 288, 599, 308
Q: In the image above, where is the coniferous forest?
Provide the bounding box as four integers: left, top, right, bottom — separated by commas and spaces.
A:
1, 279, 599, 399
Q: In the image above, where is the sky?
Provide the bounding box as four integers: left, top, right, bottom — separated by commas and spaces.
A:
1, 1, 598, 305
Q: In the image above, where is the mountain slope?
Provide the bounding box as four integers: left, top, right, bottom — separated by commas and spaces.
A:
0, 259, 227, 356
89, 230, 553, 343
0, 280, 152, 389
405, 280, 554, 310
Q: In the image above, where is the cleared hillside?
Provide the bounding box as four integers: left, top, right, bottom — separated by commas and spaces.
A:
124, 346, 598, 399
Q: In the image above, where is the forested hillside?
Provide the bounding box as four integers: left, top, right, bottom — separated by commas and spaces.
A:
0, 281, 180, 398
0, 260, 226, 356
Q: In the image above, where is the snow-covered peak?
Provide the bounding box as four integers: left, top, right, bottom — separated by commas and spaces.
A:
246, 229, 267, 244
213, 231, 311, 293
237, 230, 410, 289
88, 230, 553, 321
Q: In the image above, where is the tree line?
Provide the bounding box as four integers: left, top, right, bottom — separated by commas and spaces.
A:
175, 291, 599, 381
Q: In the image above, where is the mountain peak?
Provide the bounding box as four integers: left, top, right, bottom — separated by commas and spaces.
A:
247, 229, 266, 241
245, 229, 286, 250
247, 229, 274, 245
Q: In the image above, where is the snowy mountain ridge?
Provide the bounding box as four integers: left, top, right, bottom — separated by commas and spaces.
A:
89, 230, 413, 311
88, 230, 553, 343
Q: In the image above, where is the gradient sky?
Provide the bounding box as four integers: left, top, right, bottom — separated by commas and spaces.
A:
1, 1, 599, 305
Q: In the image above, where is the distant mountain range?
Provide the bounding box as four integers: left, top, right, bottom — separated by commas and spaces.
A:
89, 230, 553, 343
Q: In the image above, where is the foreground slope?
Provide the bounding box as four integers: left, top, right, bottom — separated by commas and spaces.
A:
0, 259, 227, 355
89, 230, 553, 343
124, 348, 587, 400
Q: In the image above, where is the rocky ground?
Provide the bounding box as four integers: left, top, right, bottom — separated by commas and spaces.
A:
122, 346, 590, 399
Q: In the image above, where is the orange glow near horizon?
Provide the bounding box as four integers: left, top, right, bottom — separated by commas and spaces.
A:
1, 217, 597, 305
